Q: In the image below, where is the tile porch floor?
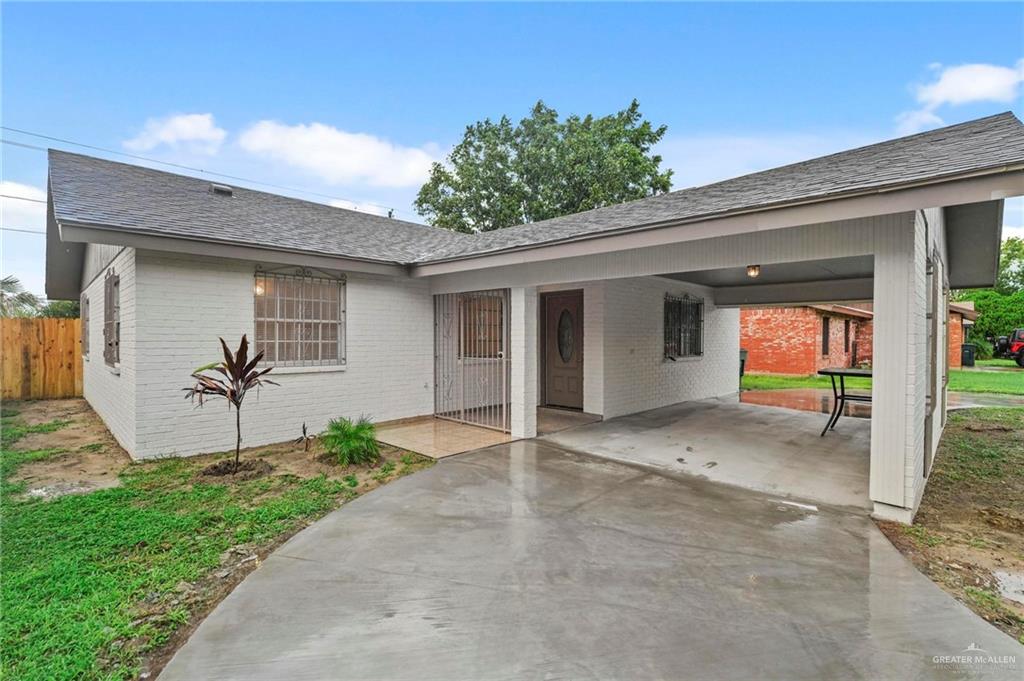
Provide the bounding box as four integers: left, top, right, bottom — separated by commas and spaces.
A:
376, 407, 603, 459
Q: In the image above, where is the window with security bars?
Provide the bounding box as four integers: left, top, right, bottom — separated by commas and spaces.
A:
664, 294, 703, 359
253, 272, 345, 367
459, 294, 504, 358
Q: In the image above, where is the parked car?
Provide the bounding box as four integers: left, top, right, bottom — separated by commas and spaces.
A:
993, 329, 1024, 367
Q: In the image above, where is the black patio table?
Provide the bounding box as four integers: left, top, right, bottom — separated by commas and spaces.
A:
817, 367, 873, 436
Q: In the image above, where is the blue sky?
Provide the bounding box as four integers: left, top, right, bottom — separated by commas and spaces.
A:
3, 2, 1022, 296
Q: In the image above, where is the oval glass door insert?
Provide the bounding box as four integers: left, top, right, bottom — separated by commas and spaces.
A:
557, 309, 574, 362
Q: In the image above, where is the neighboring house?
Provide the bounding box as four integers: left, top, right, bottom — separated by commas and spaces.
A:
740, 304, 873, 374
947, 302, 978, 368
741, 301, 979, 373
46, 112, 1024, 523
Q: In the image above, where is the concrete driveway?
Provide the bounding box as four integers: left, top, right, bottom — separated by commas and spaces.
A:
161, 440, 1021, 680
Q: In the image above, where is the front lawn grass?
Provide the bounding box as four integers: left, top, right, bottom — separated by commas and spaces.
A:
975, 358, 1018, 367
0, 404, 430, 680
741, 369, 1023, 395
876, 408, 1024, 644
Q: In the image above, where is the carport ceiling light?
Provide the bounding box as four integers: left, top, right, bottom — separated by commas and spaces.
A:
746, 265, 761, 278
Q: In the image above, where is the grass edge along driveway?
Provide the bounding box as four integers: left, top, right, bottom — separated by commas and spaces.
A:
877, 407, 1024, 644
0, 402, 432, 681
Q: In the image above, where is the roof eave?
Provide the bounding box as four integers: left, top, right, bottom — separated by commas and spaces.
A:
409, 161, 1024, 270
45, 181, 86, 300
53, 218, 411, 278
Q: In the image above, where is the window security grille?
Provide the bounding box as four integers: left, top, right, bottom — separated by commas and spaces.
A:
664, 294, 703, 359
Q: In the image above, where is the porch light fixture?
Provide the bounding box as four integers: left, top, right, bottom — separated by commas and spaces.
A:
746, 264, 761, 278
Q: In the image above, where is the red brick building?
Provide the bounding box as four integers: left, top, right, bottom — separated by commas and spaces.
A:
741, 302, 978, 374
740, 305, 873, 375
947, 302, 978, 368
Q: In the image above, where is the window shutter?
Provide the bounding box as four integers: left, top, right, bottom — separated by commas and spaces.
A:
103, 269, 120, 366
103, 273, 111, 365
81, 294, 89, 356
112, 275, 120, 364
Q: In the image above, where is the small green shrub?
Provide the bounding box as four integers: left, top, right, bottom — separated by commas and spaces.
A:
372, 461, 396, 482
321, 416, 380, 466
342, 474, 358, 488
903, 524, 944, 547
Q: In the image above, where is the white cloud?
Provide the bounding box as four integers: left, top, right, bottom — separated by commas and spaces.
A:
238, 120, 439, 188
1003, 197, 1024, 242
124, 113, 227, 154
328, 198, 390, 217
894, 109, 944, 137
0, 181, 46, 230
896, 59, 1024, 134
917, 60, 1024, 108
657, 131, 879, 189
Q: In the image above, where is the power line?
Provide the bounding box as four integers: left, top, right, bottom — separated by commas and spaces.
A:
0, 227, 46, 235
0, 194, 46, 204
2, 139, 46, 152
1, 126, 417, 219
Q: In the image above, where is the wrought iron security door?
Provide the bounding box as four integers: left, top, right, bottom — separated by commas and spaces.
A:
434, 289, 511, 432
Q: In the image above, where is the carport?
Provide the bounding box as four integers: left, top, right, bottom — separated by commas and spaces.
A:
415, 114, 1024, 523
544, 398, 871, 510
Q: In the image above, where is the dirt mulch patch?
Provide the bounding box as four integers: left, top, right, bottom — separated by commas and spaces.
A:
9, 399, 132, 500
199, 458, 274, 481
876, 408, 1024, 644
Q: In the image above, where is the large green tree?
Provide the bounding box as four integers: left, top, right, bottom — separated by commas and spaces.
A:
956, 237, 1024, 348
37, 300, 80, 318
994, 236, 1024, 295
415, 100, 673, 233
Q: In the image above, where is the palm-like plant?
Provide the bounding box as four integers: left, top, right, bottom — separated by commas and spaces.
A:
0, 276, 41, 317
184, 335, 277, 472
321, 416, 380, 466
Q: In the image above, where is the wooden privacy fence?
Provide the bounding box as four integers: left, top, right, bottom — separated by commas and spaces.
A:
1, 318, 83, 400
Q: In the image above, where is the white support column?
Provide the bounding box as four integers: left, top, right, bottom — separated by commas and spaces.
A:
509, 286, 538, 439
870, 213, 926, 523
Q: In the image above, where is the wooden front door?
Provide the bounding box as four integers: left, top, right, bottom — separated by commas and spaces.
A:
543, 290, 584, 409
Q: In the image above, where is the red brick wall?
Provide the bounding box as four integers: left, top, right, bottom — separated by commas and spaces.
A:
854, 319, 873, 366
740, 307, 867, 374
816, 315, 855, 372
948, 311, 963, 369
740, 307, 819, 374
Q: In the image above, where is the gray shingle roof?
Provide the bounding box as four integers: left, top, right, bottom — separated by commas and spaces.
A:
49, 112, 1024, 267
419, 111, 1024, 262
48, 150, 468, 263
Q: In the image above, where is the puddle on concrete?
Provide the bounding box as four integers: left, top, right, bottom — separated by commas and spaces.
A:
740, 387, 1024, 415
994, 570, 1024, 605
740, 389, 871, 418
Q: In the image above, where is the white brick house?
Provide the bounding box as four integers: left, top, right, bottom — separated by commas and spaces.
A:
47, 113, 1024, 523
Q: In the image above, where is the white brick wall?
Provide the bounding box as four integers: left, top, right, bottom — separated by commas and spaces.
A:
535, 277, 738, 420
601, 277, 739, 418
582, 283, 606, 415
81, 246, 136, 453
73, 209, 936, 519
509, 286, 538, 438
122, 250, 434, 459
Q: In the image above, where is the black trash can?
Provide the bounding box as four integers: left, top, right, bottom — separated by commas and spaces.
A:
961, 343, 976, 367
740, 349, 748, 378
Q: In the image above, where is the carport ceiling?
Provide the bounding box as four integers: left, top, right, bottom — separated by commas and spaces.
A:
662, 255, 874, 288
